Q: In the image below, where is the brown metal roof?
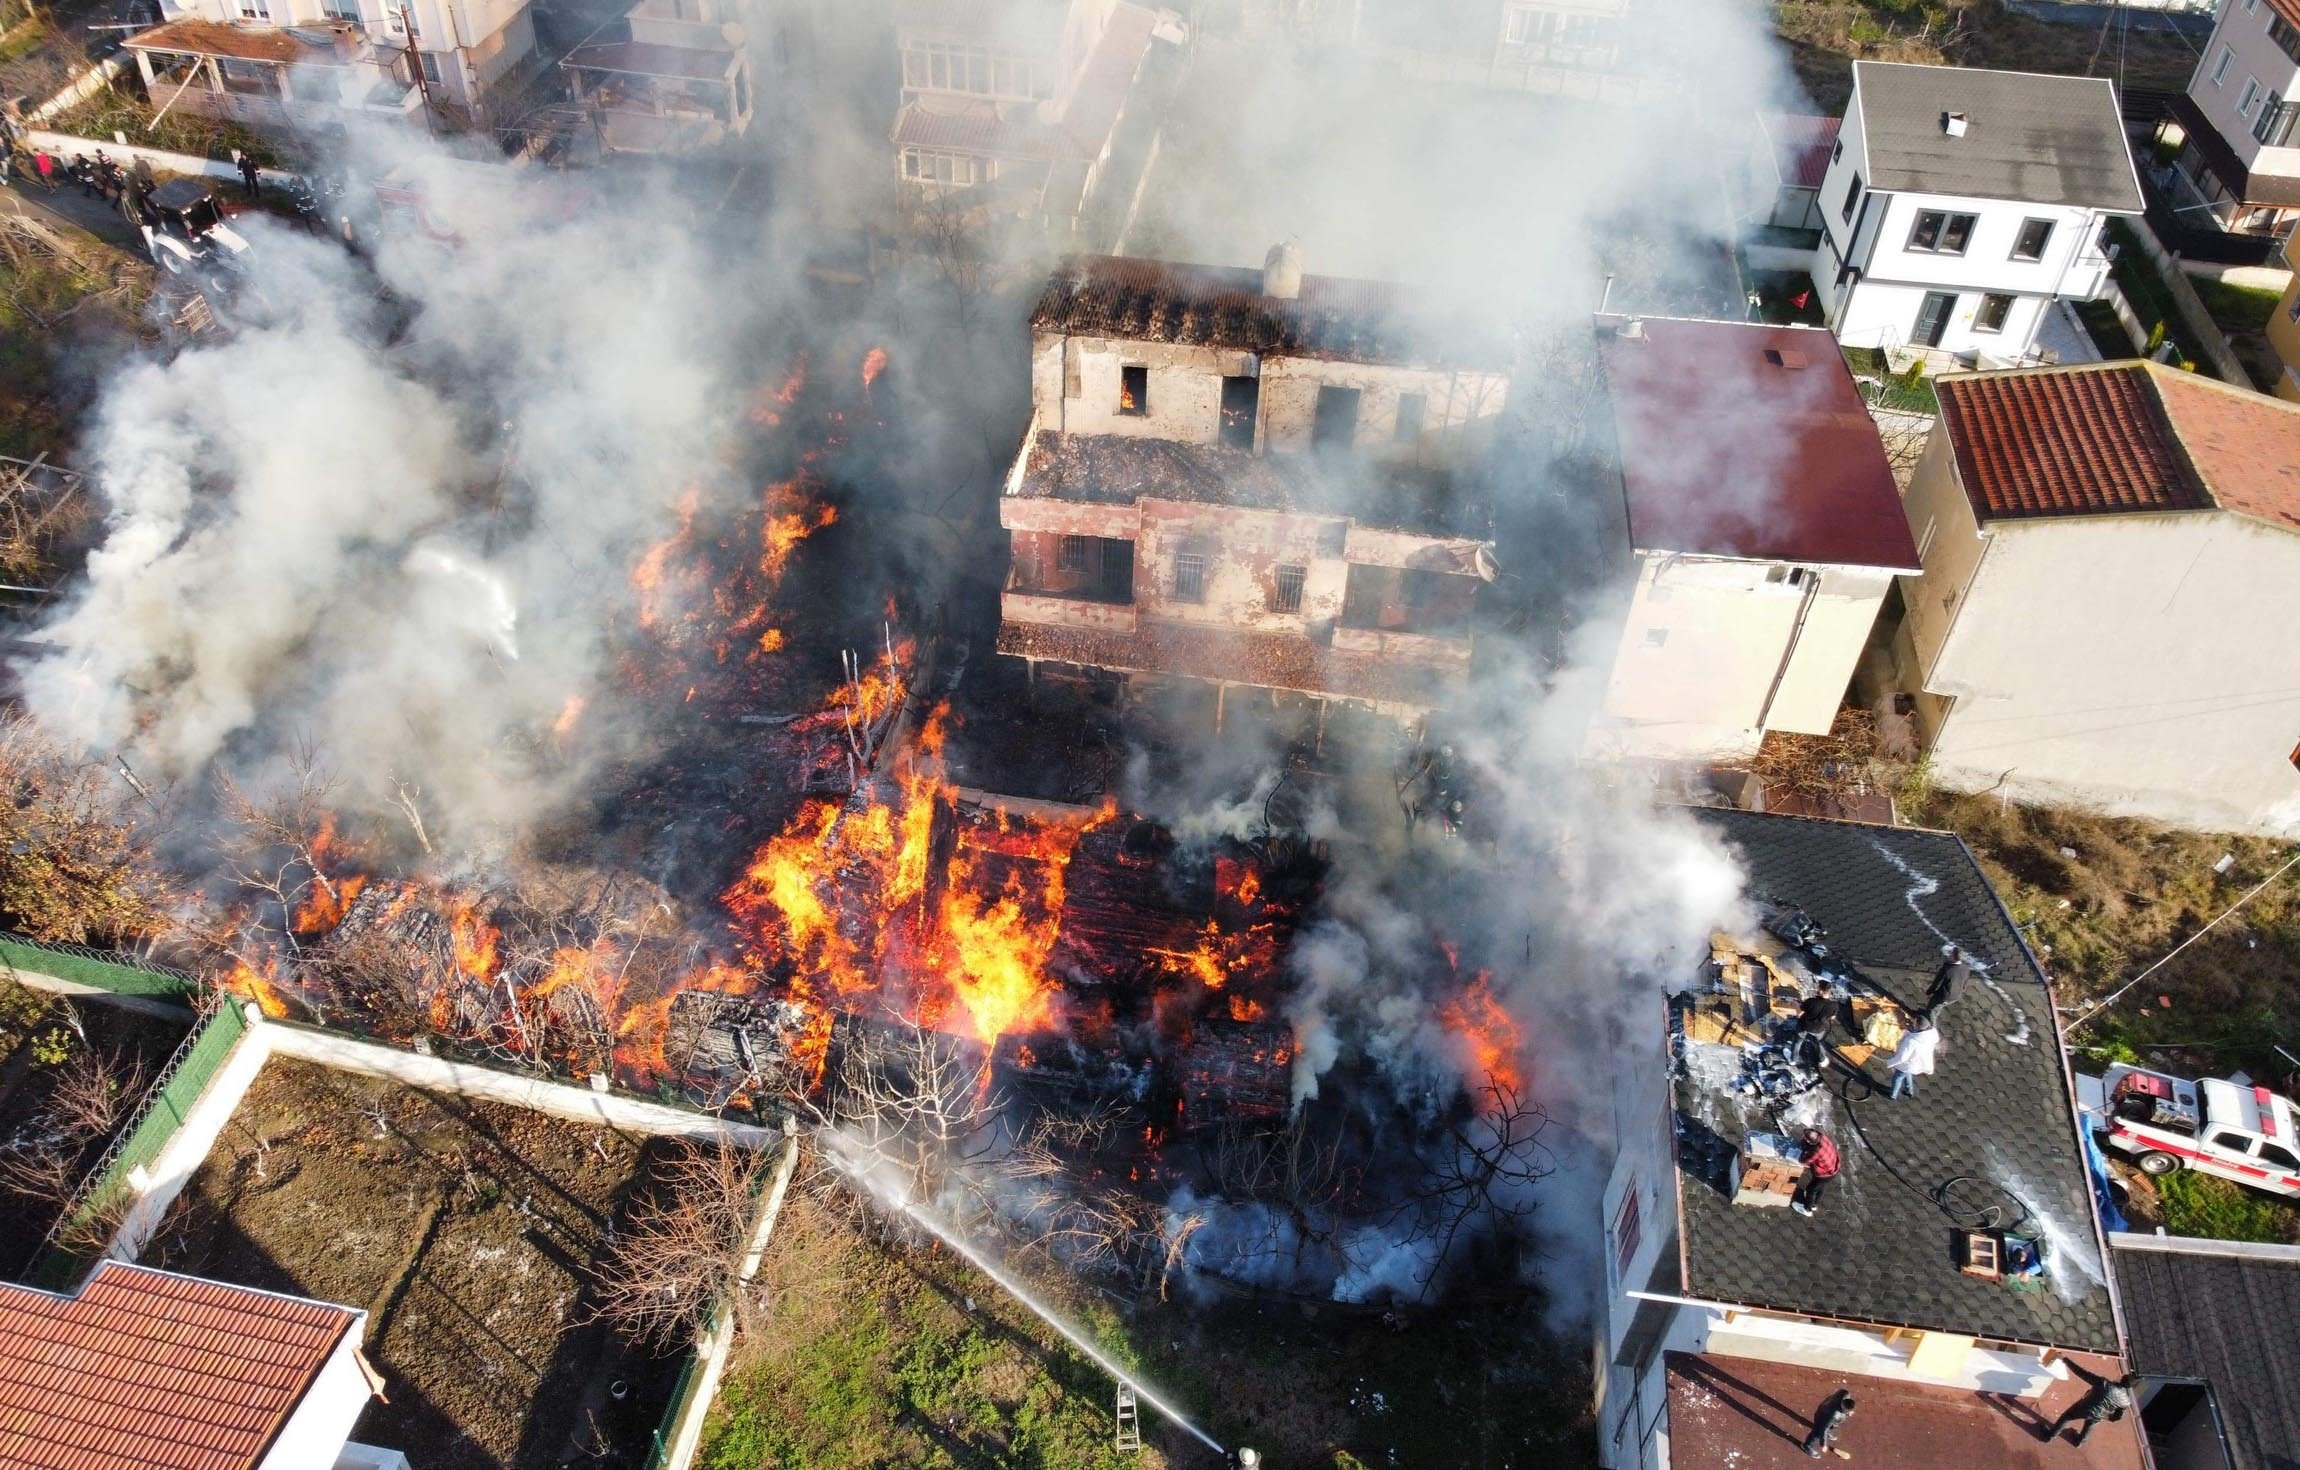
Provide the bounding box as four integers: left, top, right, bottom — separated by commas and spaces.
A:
123, 18, 323, 62
1031, 255, 1508, 369
1763, 113, 1841, 191
1663, 1350, 2147, 1469
1597, 316, 1920, 569
0, 1261, 359, 1470
1936, 362, 2300, 531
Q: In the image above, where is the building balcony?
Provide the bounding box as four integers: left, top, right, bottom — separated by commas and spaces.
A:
1330, 622, 1472, 669
1001, 588, 1138, 635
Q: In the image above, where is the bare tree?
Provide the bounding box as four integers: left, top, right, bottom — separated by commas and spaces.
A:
812, 1020, 1006, 1212
592, 1137, 775, 1347
1389, 1075, 1555, 1298
0, 1044, 147, 1206
212, 743, 346, 952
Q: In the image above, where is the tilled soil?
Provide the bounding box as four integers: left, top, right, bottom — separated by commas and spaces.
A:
147, 1058, 683, 1469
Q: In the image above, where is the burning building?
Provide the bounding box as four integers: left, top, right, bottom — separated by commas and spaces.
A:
996, 247, 1510, 727
1596, 809, 2137, 1470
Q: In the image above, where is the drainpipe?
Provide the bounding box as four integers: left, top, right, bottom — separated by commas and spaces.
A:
1753, 569, 1822, 733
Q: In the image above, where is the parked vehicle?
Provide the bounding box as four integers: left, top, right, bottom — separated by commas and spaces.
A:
2082, 1064, 2300, 1199
138, 178, 251, 283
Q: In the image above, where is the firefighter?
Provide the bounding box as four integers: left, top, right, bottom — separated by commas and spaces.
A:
2043, 1365, 2138, 1446
1927, 945, 1971, 1013
1791, 1127, 1840, 1218
239, 151, 261, 200
1802, 1389, 1854, 1458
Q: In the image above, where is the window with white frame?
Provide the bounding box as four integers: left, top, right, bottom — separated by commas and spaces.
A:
900, 149, 990, 186
2241, 76, 2262, 117
2213, 43, 2235, 85
900, 41, 1044, 100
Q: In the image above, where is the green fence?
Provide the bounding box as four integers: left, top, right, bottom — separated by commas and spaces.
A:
0, 933, 197, 999
646, 1341, 710, 1470
26, 1000, 249, 1289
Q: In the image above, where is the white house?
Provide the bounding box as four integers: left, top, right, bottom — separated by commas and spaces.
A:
1587, 316, 1919, 764
1881, 359, 2300, 836
560, 0, 754, 154
2165, 0, 2300, 239
126, 0, 537, 131
0, 1259, 396, 1469
1811, 61, 2141, 363
1595, 810, 2139, 1470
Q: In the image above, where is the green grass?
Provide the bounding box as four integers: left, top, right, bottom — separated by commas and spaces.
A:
2104, 218, 2216, 376
45, 91, 284, 169
2189, 275, 2284, 335
2155, 1169, 2298, 1244
1842, 346, 1940, 414
0, 15, 47, 63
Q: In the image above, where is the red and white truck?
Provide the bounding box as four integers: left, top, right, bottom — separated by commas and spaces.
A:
2084, 1064, 2300, 1199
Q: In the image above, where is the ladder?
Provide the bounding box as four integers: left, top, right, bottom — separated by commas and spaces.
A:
1115, 1384, 1142, 1452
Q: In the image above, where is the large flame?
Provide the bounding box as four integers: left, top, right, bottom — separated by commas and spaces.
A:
1438, 971, 1526, 1102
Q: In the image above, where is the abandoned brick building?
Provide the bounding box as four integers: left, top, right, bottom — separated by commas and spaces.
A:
996, 246, 1512, 728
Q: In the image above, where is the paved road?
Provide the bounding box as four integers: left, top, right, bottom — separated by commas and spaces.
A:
2005, 0, 2214, 43
0, 164, 147, 254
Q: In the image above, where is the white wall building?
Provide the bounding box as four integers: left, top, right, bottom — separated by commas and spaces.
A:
1595, 810, 2140, 1470
1587, 316, 1918, 764
1881, 359, 2300, 835
1811, 61, 2140, 363
2166, 0, 2300, 238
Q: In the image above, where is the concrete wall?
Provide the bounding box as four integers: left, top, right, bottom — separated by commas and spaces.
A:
259, 1330, 376, 1470
1027, 328, 1510, 457
2190, 0, 2300, 178
1587, 553, 1893, 762
1920, 508, 2300, 834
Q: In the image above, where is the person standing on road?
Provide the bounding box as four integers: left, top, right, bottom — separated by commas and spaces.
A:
238, 152, 261, 200
1886, 1011, 1939, 1099
32, 149, 55, 193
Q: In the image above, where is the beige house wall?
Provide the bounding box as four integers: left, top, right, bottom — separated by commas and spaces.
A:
1590, 553, 1894, 763
1918, 510, 2300, 834
1026, 329, 1510, 456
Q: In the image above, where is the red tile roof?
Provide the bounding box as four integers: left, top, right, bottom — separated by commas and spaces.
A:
1597, 316, 1920, 569
1935, 362, 2300, 531
1664, 1349, 2147, 1470
0, 1261, 360, 1470
1762, 113, 1841, 191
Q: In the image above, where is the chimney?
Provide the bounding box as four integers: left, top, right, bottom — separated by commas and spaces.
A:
1262, 241, 1303, 300
1942, 111, 1969, 138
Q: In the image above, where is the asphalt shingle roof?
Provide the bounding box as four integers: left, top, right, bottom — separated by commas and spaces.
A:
2114, 1240, 2300, 1470
1853, 61, 2143, 213
1673, 810, 2119, 1352
0, 1260, 359, 1470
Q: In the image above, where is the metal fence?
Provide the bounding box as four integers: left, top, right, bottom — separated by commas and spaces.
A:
0, 933, 198, 999
24, 1000, 249, 1289
645, 1342, 710, 1470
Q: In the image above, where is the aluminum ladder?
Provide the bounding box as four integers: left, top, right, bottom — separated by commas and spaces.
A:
1114, 1383, 1142, 1452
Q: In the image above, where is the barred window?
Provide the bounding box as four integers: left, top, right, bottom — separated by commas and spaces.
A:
1173, 549, 1207, 603
1057, 535, 1088, 573
1271, 564, 1306, 615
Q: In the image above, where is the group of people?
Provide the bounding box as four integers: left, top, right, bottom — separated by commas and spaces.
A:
1779, 946, 1975, 1220
1795, 1363, 2138, 1458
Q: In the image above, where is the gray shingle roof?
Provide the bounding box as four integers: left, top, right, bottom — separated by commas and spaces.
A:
1672, 810, 2120, 1352
2115, 1240, 2300, 1470
1853, 61, 2143, 213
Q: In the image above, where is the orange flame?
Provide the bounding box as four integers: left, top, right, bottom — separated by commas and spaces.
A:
1438, 972, 1525, 1103
861, 347, 888, 391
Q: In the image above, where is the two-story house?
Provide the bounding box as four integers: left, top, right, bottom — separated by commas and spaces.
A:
891, 0, 1177, 240
1810, 61, 2141, 363
1235, 0, 1652, 100
1881, 359, 2300, 836
995, 247, 1511, 726
560, 0, 752, 154
1597, 808, 2139, 1470
2167, 0, 2300, 239
1587, 316, 1919, 764
125, 0, 535, 129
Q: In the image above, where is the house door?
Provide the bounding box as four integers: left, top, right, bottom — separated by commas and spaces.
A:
1912, 291, 1957, 348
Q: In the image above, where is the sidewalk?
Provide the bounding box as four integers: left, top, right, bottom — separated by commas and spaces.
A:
0, 166, 146, 253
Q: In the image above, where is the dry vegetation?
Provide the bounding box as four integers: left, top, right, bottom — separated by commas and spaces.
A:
1775, 0, 2202, 111
0, 212, 151, 465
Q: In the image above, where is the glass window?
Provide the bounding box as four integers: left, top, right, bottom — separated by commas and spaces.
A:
1909, 210, 1976, 255
1841, 172, 1862, 223
2210, 1130, 2256, 1155
1975, 293, 2014, 334
1394, 392, 1426, 442
2012, 218, 2054, 261
2272, 16, 2300, 67
2213, 43, 2235, 84
2261, 1140, 2299, 1171
1172, 549, 1207, 603
1271, 564, 1306, 615
2241, 77, 2262, 117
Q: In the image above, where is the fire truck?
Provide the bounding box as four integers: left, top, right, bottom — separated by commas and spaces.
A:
2086, 1064, 2300, 1199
